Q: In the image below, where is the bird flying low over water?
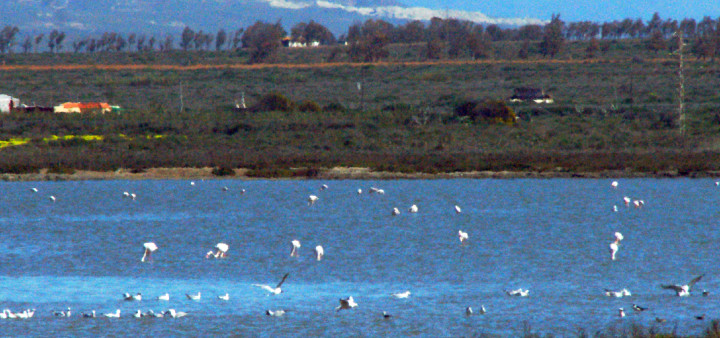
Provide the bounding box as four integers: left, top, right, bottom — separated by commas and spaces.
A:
253, 273, 289, 295
336, 296, 358, 311
141, 242, 158, 262
661, 274, 704, 296
505, 288, 529, 297
290, 240, 301, 257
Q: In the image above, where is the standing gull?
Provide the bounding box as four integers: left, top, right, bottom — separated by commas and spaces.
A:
141, 242, 158, 262
253, 273, 289, 295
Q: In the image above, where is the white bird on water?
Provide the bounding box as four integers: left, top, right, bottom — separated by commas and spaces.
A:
123, 293, 142, 301
336, 296, 358, 311
409, 204, 418, 213
611, 181, 618, 188
104, 309, 121, 318
308, 195, 319, 206
206, 243, 229, 258
253, 273, 289, 295
320, 184, 328, 191
623, 196, 631, 206
30, 188, 38, 193
392, 207, 400, 216
157, 293, 170, 301
604, 288, 631, 297
290, 240, 301, 257
49, 195, 56, 202
141, 242, 158, 262
661, 274, 704, 296
53, 307, 71, 317
186, 292, 201, 301
218, 293, 229, 301
609, 232, 623, 261
357, 189, 362, 195
164, 309, 188, 318
618, 308, 625, 318
454, 205, 462, 214
266, 309, 286, 317
391, 291, 411, 299
315, 245, 324, 261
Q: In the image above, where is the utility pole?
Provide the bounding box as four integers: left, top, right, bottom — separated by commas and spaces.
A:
675, 30, 686, 137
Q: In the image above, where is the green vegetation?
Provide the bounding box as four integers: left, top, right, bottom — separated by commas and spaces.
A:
1, 37, 720, 177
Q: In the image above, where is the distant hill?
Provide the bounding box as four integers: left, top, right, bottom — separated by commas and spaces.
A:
5, 0, 543, 39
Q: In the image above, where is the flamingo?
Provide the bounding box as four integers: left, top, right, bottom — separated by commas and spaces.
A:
315, 245, 324, 261
206, 243, 229, 258
336, 296, 358, 311
308, 195, 319, 206
253, 273, 289, 295
609, 232, 623, 261
290, 240, 301, 257
141, 242, 158, 262
458, 230, 469, 244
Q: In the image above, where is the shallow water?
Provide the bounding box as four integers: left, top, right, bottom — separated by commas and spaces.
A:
0, 178, 717, 336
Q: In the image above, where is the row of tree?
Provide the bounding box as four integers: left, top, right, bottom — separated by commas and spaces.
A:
1, 13, 720, 61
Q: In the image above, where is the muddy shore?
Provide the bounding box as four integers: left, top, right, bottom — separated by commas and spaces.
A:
0, 167, 718, 182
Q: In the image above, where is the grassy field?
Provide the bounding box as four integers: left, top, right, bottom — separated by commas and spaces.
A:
0, 39, 719, 178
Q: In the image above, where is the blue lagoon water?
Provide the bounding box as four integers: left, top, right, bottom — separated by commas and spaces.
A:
0, 178, 718, 336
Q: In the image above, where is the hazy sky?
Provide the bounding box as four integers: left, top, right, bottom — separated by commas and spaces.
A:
409, 0, 719, 22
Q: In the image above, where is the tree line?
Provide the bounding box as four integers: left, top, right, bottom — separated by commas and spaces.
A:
1, 12, 720, 61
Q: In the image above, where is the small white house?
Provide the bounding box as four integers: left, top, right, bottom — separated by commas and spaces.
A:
0, 94, 20, 113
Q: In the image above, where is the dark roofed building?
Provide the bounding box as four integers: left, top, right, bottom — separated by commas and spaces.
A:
509, 87, 554, 104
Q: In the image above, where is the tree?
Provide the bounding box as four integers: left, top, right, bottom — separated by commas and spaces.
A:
127, 33, 136, 51
180, 26, 195, 51
646, 30, 665, 54
21, 36, 31, 53
232, 28, 244, 50
585, 36, 599, 58
216, 29, 227, 51
540, 14, 565, 58
0, 26, 19, 53
399, 20, 425, 43
241, 20, 286, 63
34, 34, 43, 53
55, 31, 66, 52
346, 19, 391, 62
48, 29, 58, 52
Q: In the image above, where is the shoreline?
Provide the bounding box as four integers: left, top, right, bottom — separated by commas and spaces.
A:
1, 167, 719, 182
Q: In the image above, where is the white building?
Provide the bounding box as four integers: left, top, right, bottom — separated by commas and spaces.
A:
0, 94, 20, 113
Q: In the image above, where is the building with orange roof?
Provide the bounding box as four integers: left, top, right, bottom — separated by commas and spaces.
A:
54, 102, 112, 114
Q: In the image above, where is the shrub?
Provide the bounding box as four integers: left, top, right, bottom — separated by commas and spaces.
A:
323, 102, 345, 112
454, 100, 517, 124
211, 166, 235, 176
251, 92, 294, 112
297, 100, 322, 112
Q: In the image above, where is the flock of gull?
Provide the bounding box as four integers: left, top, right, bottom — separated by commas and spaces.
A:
4, 179, 714, 328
